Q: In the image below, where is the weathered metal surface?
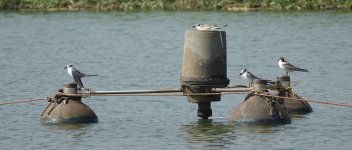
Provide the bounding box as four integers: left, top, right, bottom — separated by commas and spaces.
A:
184, 86, 220, 103
197, 102, 212, 120
230, 94, 291, 125
276, 76, 313, 114
180, 30, 229, 119
63, 83, 78, 94
41, 83, 98, 124
276, 91, 313, 114
277, 75, 291, 88
41, 98, 98, 124
181, 30, 229, 88
252, 79, 268, 92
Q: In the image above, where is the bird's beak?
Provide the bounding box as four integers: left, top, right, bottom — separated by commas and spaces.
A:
192, 25, 196, 28
64, 66, 67, 69
239, 73, 243, 76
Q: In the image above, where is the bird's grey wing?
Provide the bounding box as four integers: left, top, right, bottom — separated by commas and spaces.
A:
74, 69, 97, 77
73, 76, 84, 88
248, 72, 261, 79
283, 62, 307, 71
213, 24, 227, 29
72, 69, 86, 78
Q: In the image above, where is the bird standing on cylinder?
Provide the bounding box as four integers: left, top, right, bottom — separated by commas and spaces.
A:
278, 57, 308, 75
64, 64, 97, 89
192, 24, 227, 31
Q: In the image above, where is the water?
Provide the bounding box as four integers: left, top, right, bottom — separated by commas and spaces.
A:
0, 11, 351, 149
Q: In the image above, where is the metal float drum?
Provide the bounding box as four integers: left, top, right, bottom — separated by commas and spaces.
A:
41, 98, 98, 124
276, 76, 313, 114
41, 83, 98, 124
230, 79, 290, 124
230, 94, 291, 125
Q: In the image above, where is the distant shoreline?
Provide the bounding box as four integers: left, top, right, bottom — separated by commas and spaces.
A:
1, 0, 351, 11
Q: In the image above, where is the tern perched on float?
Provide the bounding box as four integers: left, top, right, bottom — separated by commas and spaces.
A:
64, 64, 97, 89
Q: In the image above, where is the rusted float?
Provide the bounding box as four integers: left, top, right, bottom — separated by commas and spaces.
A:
41, 83, 98, 124
275, 75, 313, 114
230, 79, 291, 125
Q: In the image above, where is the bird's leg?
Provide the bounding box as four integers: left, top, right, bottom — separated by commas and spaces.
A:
286, 71, 288, 76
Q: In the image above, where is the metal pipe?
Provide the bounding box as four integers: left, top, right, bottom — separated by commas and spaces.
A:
211, 87, 250, 93
86, 88, 182, 94
63, 92, 250, 98
93, 87, 250, 95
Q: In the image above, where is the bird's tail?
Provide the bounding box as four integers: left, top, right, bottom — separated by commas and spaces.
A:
84, 74, 98, 77
298, 68, 309, 72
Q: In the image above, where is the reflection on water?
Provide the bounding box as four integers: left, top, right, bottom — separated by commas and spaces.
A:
234, 123, 286, 134
45, 123, 92, 131
184, 119, 236, 148
183, 119, 291, 149
43, 123, 93, 140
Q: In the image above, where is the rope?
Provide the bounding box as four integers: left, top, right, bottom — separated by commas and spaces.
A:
1, 91, 351, 108
254, 93, 352, 107
0, 98, 45, 105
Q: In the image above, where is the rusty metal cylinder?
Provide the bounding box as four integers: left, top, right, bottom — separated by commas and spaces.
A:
63, 83, 78, 94
181, 30, 229, 102
276, 76, 313, 114
180, 30, 229, 119
41, 83, 98, 124
230, 94, 291, 125
277, 75, 291, 88
181, 30, 229, 90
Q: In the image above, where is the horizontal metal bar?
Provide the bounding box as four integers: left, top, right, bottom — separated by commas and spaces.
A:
63, 91, 250, 97
211, 87, 251, 93
85, 87, 250, 95
86, 88, 183, 94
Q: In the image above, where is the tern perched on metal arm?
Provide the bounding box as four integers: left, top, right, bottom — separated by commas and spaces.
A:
192, 24, 227, 31
239, 69, 261, 83
239, 69, 275, 87
239, 69, 262, 87
278, 57, 308, 75
64, 64, 97, 89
